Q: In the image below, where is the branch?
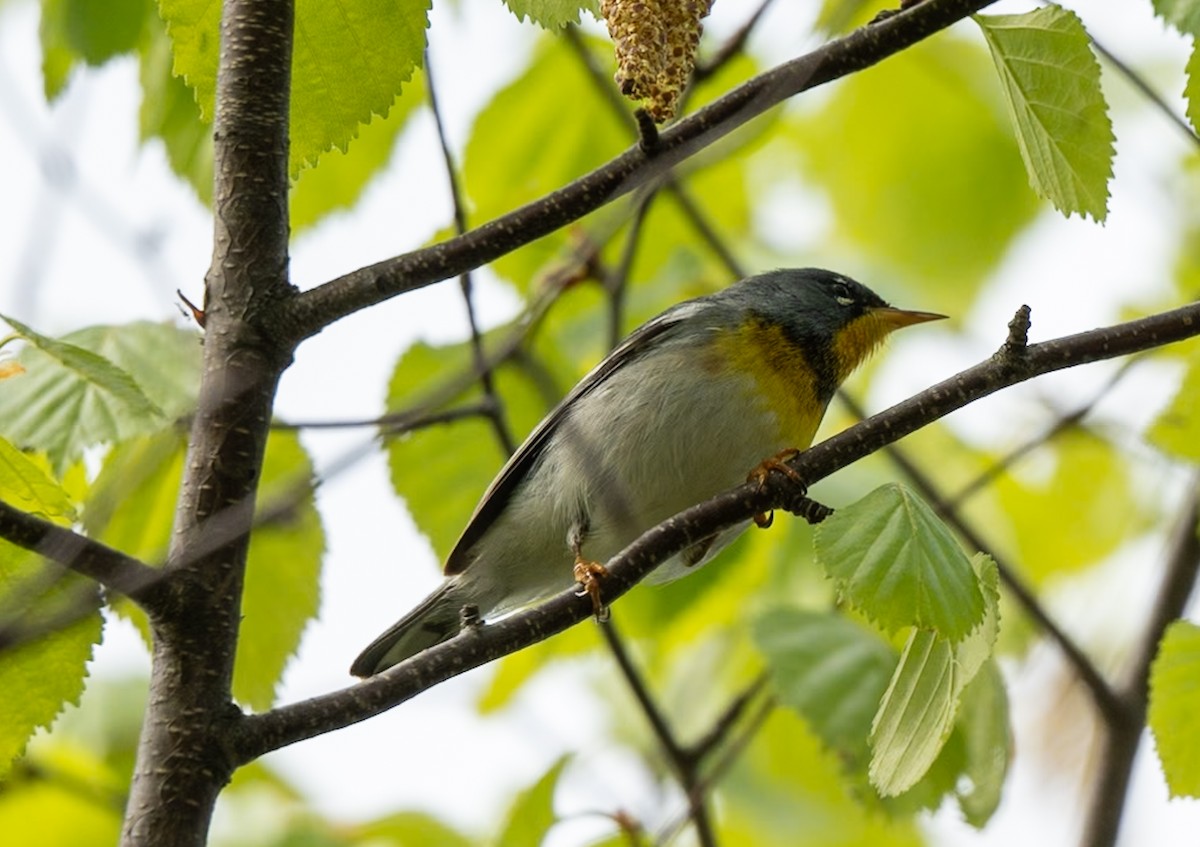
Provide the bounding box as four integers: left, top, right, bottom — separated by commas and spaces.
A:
425, 46, 517, 456
275, 0, 1000, 343
0, 499, 164, 606
123, 0, 296, 843
599, 619, 717, 847
1079, 475, 1200, 847
232, 299, 1200, 762
655, 694, 778, 846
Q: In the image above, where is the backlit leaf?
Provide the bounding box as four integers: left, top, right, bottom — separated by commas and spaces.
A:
290, 73, 425, 233
0, 437, 76, 521
997, 428, 1142, 584
956, 659, 1011, 826
489, 755, 568, 847
463, 35, 629, 290
1149, 354, 1200, 461
976, 6, 1113, 221
869, 555, 999, 796
84, 429, 324, 710
139, 16, 213, 204
504, 0, 599, 28
0, 316, 168, 473
1148, 620, 1200, 797
0, 454, 99, 779
790, 36, 1037, 311
385, 337, 547, 564
160, 0, 430, 177
815, 483, 985, 641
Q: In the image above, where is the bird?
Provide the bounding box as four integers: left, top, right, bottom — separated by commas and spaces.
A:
351, 268, 945, 676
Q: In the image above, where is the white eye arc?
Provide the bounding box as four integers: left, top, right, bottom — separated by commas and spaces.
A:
831, 276, 855, 306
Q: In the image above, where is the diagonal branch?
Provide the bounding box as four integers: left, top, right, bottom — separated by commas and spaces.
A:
1079, 475, 1200, 847
599, 619, 717, 847
231, 297, 1200, 762
425, 46, 517, 455
274, 0, 1000, 343
0, 499, 164, 606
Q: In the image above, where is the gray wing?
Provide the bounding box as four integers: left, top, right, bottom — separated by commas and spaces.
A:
443, 299, 709, 575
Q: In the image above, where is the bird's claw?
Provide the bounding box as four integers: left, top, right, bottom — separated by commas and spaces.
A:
573, 558, 610, 621
748, 448, 804, 529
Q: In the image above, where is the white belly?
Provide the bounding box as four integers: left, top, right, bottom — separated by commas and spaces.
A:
460, 346, 791, 614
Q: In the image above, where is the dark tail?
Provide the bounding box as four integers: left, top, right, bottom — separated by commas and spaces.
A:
350, 581, 465, 677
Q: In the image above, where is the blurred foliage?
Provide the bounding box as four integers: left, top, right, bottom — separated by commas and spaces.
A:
1148, 620, 1200, 798
4, 0, 1200, 845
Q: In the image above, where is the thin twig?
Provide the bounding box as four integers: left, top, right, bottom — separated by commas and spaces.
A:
947, 356, 1140, 508
1079, 475, 1200, 847
599, 618, 717, 847
655, 694, 777, 846
693, 0, 780, 82
683, 673, 769, 767
0, 500, 164, 606
425, 48, 517, 455
1088, 30, 1200, 150
604, 190, 657, 348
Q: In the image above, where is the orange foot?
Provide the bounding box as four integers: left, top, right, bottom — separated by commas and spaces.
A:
573, 557, 610, 621
747, 448, 805, 528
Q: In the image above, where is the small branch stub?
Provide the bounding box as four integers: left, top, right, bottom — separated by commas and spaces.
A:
1004, 305, 1032, 354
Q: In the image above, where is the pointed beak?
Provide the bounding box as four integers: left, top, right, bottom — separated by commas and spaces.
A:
872, 306, 948, 330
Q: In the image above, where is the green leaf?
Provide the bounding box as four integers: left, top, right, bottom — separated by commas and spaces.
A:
234, 430, 325, 710
355, 811, 474, 847
504, 0, 599, 28
815, 483, 985, 641
1149, 620, 1200, 797
290, 73, 425, 233
997, 428, 1142, 584
161, 0, 431, 177
463, 35, 629, 291
869, 555, 999, 797
55, 322, 202, 421
720, 708, 925, 847
85, 429, 324, 710
955, 658, 1011, 826
490, 756, 568, 847
753, 608, 896, 760
1149, 354, 1200, 461
39, 0, 151, 98
82, 431, 183, 565
0, 317, 171, 473
139, 16, 213, 204
790, 36, 1037, 312
1188, 45, 1200, 134
0, 572, 100, 780
976, 6, 1114, 222
0, 757, 122, 846
0, 437, 76, 521
0, 461, 101, 779
386, 337, 547, 563
1151, 0, 1200, 35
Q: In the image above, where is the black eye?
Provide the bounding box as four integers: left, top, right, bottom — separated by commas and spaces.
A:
830, 278, 855, 306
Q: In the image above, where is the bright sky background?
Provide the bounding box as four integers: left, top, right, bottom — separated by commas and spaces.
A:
1, 0, 1198, 844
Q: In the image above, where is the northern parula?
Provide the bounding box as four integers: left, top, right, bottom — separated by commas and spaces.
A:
351, 268, 944, 676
